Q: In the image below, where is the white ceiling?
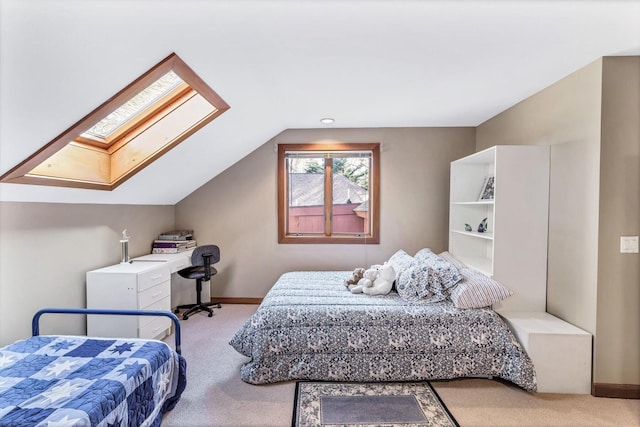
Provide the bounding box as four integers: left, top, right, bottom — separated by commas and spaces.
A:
1, 0, 639, 205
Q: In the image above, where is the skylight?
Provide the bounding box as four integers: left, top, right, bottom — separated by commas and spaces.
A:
0, 53, 229, 190
83, 71, 184, 140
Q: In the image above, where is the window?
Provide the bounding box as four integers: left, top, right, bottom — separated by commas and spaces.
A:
80, 71, 185, 144
0, 53, 229, 190
278, 143, 380, 244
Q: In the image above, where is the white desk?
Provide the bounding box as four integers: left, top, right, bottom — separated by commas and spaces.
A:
131, 250, 209, 309
86, 250, 195, 339
132, 249, 194, 274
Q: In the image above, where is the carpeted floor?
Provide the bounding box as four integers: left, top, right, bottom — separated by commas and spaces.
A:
161, 304, 640, 427
161, 304, 296, 427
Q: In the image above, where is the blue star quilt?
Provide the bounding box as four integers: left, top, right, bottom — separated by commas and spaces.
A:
0, 335, 186, 426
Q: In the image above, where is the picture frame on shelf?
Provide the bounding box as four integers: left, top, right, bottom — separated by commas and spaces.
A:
478, 176, 495, 201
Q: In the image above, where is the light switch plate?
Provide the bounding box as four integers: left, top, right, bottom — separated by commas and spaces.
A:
620, 236, 639, 253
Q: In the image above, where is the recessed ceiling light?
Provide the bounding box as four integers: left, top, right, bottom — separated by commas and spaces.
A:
320, 118, 335, 124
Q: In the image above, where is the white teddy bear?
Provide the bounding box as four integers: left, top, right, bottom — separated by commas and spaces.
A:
350, 267, 379, 294
364, 263, 396, 296
350, 263, 396, 296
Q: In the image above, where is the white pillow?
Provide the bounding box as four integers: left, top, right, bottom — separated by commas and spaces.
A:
449, 268, 513, 309
386, 250, 414, 279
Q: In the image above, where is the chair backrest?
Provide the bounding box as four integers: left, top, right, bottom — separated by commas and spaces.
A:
191, 245, 220, 267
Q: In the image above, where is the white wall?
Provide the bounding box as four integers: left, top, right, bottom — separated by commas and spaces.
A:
477, 59, 603, 334
0, 202, 174, 345
175, 127, 476, 298
595, 57, 640, 385
477, 57, 640, 388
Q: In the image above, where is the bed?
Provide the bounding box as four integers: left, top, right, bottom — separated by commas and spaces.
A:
0, 308, 186, 427
230, 254, 537, 392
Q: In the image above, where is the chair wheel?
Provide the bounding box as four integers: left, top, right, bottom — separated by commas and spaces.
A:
183, 315, 189, 320
208, 312, 213, 317
217, 304, 221, 308
174, 309, 180, 314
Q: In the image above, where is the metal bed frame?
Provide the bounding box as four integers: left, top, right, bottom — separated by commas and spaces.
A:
31, 308, 182, 354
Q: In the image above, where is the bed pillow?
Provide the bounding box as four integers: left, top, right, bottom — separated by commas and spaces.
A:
449, 268, 513, 308
386, 249, 414, 279
415, 248, 463, 293
396, 249, 462, 303
415, 249, 462, 283
395, 261, 446, 303
436, 251, 468, 271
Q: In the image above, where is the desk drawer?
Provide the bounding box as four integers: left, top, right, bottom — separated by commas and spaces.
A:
138, 280, 170, 308
138, 296, 171, 328
139, 315, 171, 340
138, 267, 170, 292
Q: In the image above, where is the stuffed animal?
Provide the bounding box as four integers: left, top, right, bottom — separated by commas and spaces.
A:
350, 267, 379, 294
362, 263, 396, 296
346, 267, 366, 287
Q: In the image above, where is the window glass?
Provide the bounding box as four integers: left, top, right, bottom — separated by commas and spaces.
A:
287, 156, 325, 234
83, 71, 184, 139
332, 155, 370, 235
278, 143, 379, 244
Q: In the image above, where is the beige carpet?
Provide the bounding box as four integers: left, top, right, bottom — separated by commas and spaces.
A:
162, 304, 639, 427
433, 379, 639, 427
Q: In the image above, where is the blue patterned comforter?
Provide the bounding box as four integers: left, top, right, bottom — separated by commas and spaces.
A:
230, 271, 536, 392
0, 335, 186, 426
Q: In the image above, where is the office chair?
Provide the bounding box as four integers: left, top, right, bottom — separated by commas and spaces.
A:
174, 244, 222, 320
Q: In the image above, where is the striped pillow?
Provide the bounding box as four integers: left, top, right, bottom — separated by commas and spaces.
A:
436, 251, 468, 271
450, 268, 513, 309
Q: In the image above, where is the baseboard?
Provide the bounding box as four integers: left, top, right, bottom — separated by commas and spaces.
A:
212, 297, 263, 304
592, 383, 640, 399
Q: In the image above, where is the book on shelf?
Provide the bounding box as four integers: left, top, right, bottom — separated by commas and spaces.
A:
152, 240, 197, 249
157, 230, 194, 241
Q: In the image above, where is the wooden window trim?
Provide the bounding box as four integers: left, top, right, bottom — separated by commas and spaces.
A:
0, 53, 230, 190
106, 88, 197, 155
277, 142, 380, 244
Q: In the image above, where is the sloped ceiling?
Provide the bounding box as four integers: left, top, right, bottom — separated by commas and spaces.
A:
1, 0, 639, 205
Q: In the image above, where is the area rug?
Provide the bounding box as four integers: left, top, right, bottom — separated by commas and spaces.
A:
292, 381, 459, 427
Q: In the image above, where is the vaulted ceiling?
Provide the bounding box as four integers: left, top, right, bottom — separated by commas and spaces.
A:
1, 0, 639, 205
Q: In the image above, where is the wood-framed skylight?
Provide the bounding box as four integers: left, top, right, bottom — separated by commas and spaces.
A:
0, 53, 229, 190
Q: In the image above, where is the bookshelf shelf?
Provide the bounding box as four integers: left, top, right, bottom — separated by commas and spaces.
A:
451, 230, 494, 240
451, 201, 495, 206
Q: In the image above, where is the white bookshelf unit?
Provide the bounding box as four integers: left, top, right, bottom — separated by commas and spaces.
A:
449, 145, 550, 312
449, 145, 594, 394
